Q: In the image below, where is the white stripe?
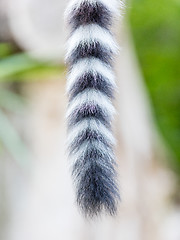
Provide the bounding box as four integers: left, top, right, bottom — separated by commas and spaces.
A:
66, 58, 116, 92
67, 118, 116, 148
66, 89, 115, 120
66, 24, 118, 61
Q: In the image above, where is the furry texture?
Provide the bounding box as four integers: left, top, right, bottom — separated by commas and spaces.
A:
65, 0, 121, 217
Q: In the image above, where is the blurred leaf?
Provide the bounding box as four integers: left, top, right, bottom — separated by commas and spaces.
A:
0, 90, 25, 112
0, 53, 65, 82
0, 54, 42, 80
13, 64, 66, 81
0, 110, 30, 168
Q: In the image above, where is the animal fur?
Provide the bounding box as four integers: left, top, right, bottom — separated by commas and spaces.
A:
65, 0, 122, 217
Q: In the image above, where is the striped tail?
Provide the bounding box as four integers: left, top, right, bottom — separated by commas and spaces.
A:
65, 0, 121, 217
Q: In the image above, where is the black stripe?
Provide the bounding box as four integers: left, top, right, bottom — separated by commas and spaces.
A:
69, 128, 112, 154
69, 1, 112, 30
72, 146, 115, 178
68, 103, 111, 128
67, 41, 113, 66
69, 72, 114, 100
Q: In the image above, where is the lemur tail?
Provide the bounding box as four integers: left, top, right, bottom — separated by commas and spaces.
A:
65, 0, 121, 217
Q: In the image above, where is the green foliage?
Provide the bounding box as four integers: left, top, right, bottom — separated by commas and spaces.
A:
0, 52, 65, 82
128, 0, 180, 173
0, 43, 64, 167
0, 86, 30, 167
0, 107, 29, 167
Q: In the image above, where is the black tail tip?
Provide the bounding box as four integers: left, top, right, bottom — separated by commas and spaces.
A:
76, 170, 120, 218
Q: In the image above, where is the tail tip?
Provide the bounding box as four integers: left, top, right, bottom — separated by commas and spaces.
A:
75, 167, 120, 218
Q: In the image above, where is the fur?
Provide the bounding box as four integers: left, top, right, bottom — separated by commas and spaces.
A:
65, 0, 121, 217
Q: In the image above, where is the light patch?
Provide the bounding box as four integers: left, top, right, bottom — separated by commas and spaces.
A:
67, 118, 116, 148
66, 58, 116, 92
66, 88, 115, 120
65, 24, 118, 61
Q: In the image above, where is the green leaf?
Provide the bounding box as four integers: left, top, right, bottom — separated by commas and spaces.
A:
0, 110, 30, 168
0, 54, 42, 80
0, 90, 25, 112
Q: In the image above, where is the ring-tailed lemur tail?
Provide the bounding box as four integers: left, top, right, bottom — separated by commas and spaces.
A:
65, 0, 122, 217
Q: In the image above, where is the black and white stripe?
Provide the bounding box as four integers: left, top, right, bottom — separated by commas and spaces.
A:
65, 0, 121, 217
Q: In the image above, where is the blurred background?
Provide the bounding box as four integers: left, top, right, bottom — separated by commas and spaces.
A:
0, 0, 180, 239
